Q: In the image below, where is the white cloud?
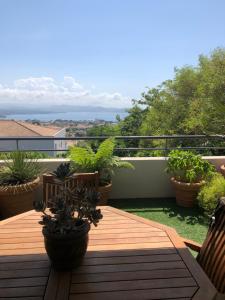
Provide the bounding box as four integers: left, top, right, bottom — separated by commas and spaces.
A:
0, 76, 131, 108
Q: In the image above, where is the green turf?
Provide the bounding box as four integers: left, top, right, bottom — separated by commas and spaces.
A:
108, 198, 209, 244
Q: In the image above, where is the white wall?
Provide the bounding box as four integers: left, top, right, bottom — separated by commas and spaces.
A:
1, 156, 223, 200
54, 129, 67, 156
0, 139, 54, 156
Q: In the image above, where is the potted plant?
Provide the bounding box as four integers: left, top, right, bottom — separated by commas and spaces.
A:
0, 151, 41, 219
166, 150, 215, 207
69, 138, 134, 205
34, 163, 102, 270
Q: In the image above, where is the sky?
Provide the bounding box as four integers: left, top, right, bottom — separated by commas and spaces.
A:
0, 0, 225, 108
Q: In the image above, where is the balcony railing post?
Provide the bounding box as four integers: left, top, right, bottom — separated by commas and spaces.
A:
16, 139, 19, 151
165, 138, 168, 157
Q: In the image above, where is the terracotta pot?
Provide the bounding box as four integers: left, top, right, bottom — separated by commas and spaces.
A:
171, 177, 204, 208
220, 165, 225, 178
0, 177, 40, 219
98, 182, 112, 205
43, 220, 90, 271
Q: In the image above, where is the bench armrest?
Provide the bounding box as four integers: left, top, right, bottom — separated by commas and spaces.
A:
183, 238, 201, 252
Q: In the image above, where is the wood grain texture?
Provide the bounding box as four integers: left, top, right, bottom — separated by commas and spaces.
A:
0, 206, 218, 300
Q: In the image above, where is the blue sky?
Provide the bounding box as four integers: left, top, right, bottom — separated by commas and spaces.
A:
0, 0, 225, 108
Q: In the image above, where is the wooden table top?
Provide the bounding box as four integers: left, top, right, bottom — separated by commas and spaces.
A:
0, 206, 217, 300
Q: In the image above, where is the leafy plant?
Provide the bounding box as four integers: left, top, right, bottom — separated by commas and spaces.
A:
33, 173, 103, 235
69, 138, 134, 186
166, 150, 215, 183
0, 151, 42, 186
198, 173, 225, 215
0, 151, 49, 159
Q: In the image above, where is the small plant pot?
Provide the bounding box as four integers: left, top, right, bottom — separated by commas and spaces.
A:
171, 177, 204, 208
220, 165, 225, 178
98, 182, 112, 205
0, 177, 40, 219
43, 220, 90, 271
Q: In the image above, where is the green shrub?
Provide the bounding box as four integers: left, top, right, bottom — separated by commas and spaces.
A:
0, 151, 49, 159
198, 173, 225, 215
166, 150, 215, 183
69, 138, 134, 186
0, 151, 42, 186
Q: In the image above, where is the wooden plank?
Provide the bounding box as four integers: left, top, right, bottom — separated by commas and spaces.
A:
81, 253, 181, 266
0, 253, 48, 263
0, 227, 42, 233
72, 268, 191, 284
89, 236, 170, 245
0, 276, 48, 288
2, 297, 43, 300
0, 231, 167, 243
0, 285, 45, 298
73, 261, 186, 274
0, 268, 49, 279
104, 206, 177, 232
71, 277, 196, 293
0, 241, 44, 250
167, 230, 217, 300
0, 237, 171, 251
0, 235, 169, 246
69, 286, 198, 300
87, 241, 173, 251
0, 207, 217, 300
44, 269, 71, 300
0, 210, 37, 226
85, 248, 177, 258
0, 260, 50, 271
0, 248, 48, 255
89, 227, 162, 234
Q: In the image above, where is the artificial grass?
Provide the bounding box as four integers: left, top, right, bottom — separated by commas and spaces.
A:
108, 198, 209, 244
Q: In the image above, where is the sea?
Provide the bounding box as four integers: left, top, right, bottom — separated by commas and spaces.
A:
4, 111, 128, 122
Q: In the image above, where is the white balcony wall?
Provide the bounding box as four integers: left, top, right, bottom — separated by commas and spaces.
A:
1, 156, 223, 201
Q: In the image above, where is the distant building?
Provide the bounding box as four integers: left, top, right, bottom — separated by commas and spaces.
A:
0, 120, 67, 156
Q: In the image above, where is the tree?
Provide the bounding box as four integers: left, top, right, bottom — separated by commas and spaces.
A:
124, 48, 225, 155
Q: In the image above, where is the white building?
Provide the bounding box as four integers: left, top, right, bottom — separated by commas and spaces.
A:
0, 120, 67, 157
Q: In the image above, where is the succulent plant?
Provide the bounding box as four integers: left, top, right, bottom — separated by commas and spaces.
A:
50, 162, 73, 180
34, 169, 103, 235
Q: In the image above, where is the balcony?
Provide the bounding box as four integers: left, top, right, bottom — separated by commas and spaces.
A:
0, 136, 224, 299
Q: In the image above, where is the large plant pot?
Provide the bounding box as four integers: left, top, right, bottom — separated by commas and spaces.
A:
98, 182, 112, 205
171, 177, 204, 208
43, 220, 90, 271
0, 177, 40, 219
220, 165, 225, 178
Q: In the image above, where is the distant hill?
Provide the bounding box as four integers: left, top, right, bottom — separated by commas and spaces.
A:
0, 104, 127, 115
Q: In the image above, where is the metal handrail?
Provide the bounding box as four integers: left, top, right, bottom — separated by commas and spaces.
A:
0, 135, 224, 153
0, 134, 224, 141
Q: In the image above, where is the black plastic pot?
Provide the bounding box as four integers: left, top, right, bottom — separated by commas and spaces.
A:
43, 220, 90, 271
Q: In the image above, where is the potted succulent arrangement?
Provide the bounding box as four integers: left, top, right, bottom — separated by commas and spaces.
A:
34, 163, 102, 270
0, 151, 41, 219
166, 150, 215, 207
69, 138, 134, 205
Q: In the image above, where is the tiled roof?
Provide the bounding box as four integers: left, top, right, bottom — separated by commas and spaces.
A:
0, 120, 63, 137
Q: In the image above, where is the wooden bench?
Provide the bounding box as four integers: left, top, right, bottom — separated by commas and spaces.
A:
184, 197, 225, 299
43, 172, 99, 206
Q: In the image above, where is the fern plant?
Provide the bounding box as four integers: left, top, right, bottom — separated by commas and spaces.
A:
69, 138, 134, 186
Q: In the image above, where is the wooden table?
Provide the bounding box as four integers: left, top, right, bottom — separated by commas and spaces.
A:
0, 206, 217, 300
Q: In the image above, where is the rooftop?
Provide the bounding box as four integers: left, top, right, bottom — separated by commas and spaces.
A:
0, 120, 63, 137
